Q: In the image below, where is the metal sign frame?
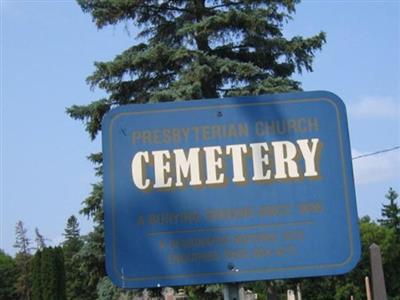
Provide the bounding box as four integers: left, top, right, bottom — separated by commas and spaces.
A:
102, 91, 360, 288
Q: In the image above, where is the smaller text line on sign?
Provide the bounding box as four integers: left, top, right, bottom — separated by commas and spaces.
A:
102, 91, 361, 288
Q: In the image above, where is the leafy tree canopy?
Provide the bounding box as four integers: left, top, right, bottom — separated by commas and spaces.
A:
0, 249, 18, 300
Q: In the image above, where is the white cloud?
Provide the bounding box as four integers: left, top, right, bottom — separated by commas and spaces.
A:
349, 96, 400, 119
352, 148, 400, 184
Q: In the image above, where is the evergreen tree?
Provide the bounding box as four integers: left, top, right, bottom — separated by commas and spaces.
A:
31, 251, 42, 300
63, 215, 81, 245
69, 0, 325, 295
62, 215, 83, 264
73, 226, 106, 299
40, 247, 66, 300
14, 220, 32, 300
96, 277, 119, 300
379, 187, 400, 236
14, 220, 31, 255
62, 215, 92, 300
40, 248, 55, 300
69, 0, 326, 140
34, 228, 47, 251
0, 249, 18, 300
54, 247, 67, 300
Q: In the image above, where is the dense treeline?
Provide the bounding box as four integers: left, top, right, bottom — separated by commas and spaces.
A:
1, 188, 399, 299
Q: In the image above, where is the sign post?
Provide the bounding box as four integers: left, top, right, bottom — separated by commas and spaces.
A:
102, 91, 360, 289
223, 283, 244, 300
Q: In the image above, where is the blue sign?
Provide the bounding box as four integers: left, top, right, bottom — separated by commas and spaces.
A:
102, 91, 360, 288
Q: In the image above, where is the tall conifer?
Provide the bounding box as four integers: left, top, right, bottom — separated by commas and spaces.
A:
0, 250, 18, 300
379, 187, 400, 236
31, 251, 42, 300
39, 247, 66, 300
62, 216, 91, 300
14, 221, 32, 300
34, 228, 47, 251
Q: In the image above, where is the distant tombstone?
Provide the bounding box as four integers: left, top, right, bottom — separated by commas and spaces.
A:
369, 243, 388, 300
296, 284, 302, 300
175, 289, 188, 300
163, 287, 175, 300
244, 289, 258, 300
287, 290, 296, 300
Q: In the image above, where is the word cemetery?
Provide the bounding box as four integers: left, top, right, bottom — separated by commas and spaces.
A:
131, 139, 321, 190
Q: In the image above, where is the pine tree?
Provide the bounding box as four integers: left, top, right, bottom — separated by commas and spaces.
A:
40, 248, 55, 300
40, 247, 66, 300
63, 215, 83, 263
14, 221, 32, 300
31, 251, 42, 300
62, 215, 92, 300
69, 0, 325, 140
54, 247, 67, 300
73, 225, 106, 299
68, 0, 326, 295
0, 249, 18, 300
34, 228, 47, 251
378, 187, 400, 236
63, 215, 81, 244
14, 221, 31, 255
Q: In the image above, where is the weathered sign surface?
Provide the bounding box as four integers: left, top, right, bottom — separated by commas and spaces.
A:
102, 91, 360, 288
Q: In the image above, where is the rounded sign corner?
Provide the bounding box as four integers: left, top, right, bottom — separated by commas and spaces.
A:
105, 259, 124, 288
314, 90, 347, 110
347, 239, 362, 273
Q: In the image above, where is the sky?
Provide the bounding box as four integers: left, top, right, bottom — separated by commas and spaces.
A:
1, 0, 399, 256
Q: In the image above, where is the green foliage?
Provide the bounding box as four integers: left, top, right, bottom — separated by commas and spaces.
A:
79, 182, 104, 225
246, 212, 400, 299
14, 252, 32, 300
184, 284, 223, 299
14, 221, 32, 300
379, 187, 400, 237
96, 277, 141, 300
295, 216, 400, 299
35, 247, 66, 300
62, 215, 94, 300
0, 249, 18, 300
96, 277, 119, 300
377, 188, 400, 297
40, 248, 55, 299
69, 0, 325, 140
55, 247, 67, 300
73, 225, 106, 298
63, 216, 81, 245
31, 251, 42, 300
